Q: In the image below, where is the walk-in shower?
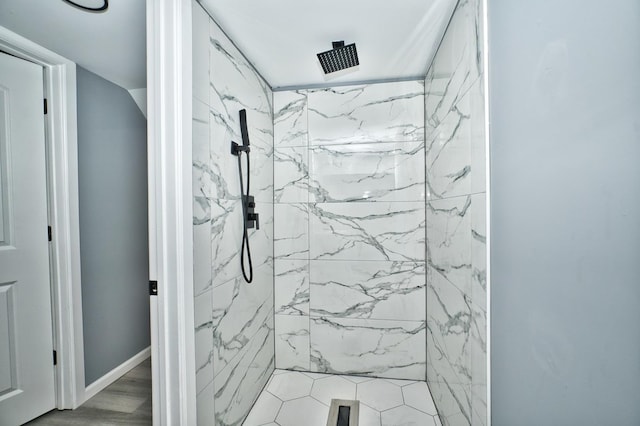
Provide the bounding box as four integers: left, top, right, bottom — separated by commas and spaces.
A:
192, 0, 488, 424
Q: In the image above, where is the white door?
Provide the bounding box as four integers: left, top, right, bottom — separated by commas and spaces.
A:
0, 52, 55, 425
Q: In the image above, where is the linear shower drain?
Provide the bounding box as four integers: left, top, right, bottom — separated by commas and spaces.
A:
327, 399, 359, 426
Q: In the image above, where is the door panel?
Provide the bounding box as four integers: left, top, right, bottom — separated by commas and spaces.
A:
0, 52, 55, 425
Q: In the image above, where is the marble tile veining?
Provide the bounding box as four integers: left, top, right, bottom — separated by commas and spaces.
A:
308, 82, 425, 145
274, 147, 309, 203
310, 317, 426, 380
309, 142, 425, 202
274, 90, 308, 148
212, 263, 273, 377
310, 202, 425, 262
275, 259, 309, 316
309, 260, 425, 321
274, 203, 309, 260
274, 315, 310, 371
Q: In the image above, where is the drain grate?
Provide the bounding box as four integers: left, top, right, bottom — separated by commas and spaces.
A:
327, 399, 359, 426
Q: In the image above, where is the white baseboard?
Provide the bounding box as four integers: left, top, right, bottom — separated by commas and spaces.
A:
83, 346, 151, 402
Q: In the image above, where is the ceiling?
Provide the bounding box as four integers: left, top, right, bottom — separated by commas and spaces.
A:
199, 0, 458, 89
0, 0, 146, 90
0, 0, 456, 91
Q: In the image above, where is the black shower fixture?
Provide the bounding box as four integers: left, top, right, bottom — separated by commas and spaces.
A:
317, 41, 359, 74
231, 109, 259, 283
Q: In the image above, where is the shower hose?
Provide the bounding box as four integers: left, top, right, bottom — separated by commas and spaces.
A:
236, 150, 253, 283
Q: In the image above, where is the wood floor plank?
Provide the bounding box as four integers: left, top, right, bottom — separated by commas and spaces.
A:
26, 357, 152, 425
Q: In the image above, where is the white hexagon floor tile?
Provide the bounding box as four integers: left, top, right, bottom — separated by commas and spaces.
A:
359, 402, 382, 426
245, 371, 442, 426
242, 391, 282, 426
267, 371, 314, 401
357, 380, 404, 411
276, 396, 330, 426
310, 375, 356, 406
402, 382, 438, 415
381, 405, 437, 426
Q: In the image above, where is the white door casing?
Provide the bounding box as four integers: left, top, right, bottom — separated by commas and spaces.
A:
0, 52, 55, 425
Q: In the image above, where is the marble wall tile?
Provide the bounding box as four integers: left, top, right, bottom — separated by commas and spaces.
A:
274, 147, 308, 203
194, 8, 274, 426
193, 98, 213, 198
275, 259, 309, 315
275, 315, 310, 371
427, 195, 472, 294
208, 111, 274, 203
210, 199, 273, 288
195, 289, 214, 395
213, 316, 274, 426
212, 263, 274, 377
468, 81, 486, 195
196, 381, 215, 426
427, 79, 485, 201
426, 266, 472, 387
424, 0, 486, 423
309, 142, 425, 202
309, 260, 425, 321
309, 202, 425, 262
424, 0, 482, 140
274, 203, 308, 260
310, 317, 426, 380
425, 102, 472, 201
274, 90, 308, 147
209, 23, 272, 150
427, 380, 472, 426
192, 2, 209, 104
471, 193, 486, 312
193, 196, 212, 296
308, 82, 425, 145
469, 301, 486, 386
208, 22, 273, 203
471, 384, 487, 426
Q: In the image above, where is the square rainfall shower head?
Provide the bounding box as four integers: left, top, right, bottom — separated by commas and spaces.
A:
317, 41, 359, 74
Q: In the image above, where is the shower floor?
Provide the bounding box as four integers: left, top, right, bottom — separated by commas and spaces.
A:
243, 369, 441, 426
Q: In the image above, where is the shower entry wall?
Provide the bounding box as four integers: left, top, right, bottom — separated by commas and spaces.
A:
191, 0, 487, 425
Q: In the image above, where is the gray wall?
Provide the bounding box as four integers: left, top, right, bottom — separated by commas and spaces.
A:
489, 1, 640, 424
77, 66, 150, 386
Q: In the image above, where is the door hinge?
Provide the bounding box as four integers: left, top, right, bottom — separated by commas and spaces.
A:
149, 280, 158, 296
48, 226, 52, 242
53, 350, 57, 366
44, 98, 48, 115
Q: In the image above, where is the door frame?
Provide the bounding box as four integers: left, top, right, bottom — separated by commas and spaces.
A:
146, 0, 196, 424
0, 26, 86, 410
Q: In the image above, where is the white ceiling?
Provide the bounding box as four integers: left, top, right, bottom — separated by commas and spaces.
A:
0, 0, 146, 90
199, 0, 457, 89
0, 0, 456, 91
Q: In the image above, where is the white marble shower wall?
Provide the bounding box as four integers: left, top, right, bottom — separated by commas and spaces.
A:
424, 0, 487, 425
192, 2, 275, 425
273, 81, 427, 380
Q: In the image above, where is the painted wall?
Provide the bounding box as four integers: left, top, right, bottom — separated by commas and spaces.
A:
423, 0, 487, 424
76, 66, 150, 386
489, 1, 640, 424
273, 81, 427, 380
192, 2, 275, 425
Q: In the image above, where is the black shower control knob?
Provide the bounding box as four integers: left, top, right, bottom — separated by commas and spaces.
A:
247, 201, 255, 208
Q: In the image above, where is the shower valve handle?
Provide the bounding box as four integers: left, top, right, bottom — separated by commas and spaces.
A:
247, 212, 260, 230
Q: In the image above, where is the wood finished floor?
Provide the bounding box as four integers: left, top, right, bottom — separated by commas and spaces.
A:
27, 357, 152, 425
